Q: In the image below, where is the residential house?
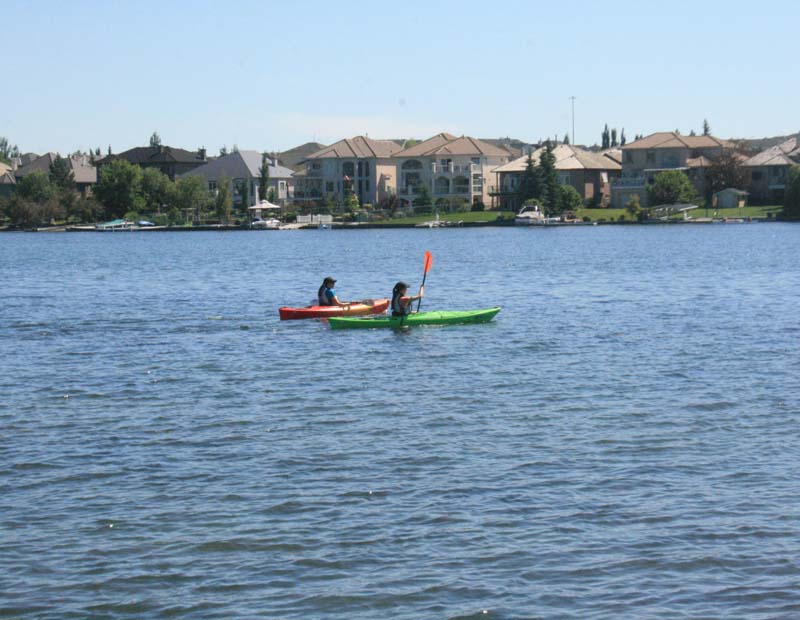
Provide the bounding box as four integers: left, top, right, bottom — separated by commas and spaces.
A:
179, 150, 294, 207
612, 132, 732, 208
742, 134, 799, 202
0, 163, 15, 197
394, 133, 511, 209
95, 144, 207, 181
490, 144, 621, 210
12, 153, 97, 197
277, 142, 326, 171
294, 136, 404, 206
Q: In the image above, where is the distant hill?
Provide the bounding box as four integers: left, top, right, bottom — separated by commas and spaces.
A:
277, 142, 326, 171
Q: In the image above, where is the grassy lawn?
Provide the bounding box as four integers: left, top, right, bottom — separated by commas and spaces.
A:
576, 205, 782, 222
372, 211, 515, 225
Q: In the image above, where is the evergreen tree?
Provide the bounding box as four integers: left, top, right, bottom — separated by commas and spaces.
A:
602, 124, 610, 150
783, 165, 800, 220
611, 128, 618, 147
49, 154, 75, 190
95, 147, 101, 156
620, 128, 626, 146
703, 119, 711, 136
563, 133, 570, 145
258, 153, 271, 202
219, 145, 228, 156
516, 153, 541, 204
94, 160, 144, 218
538, 141, 560, 217
0, 137, 20, 163
149, 132, 162, 147
16, 172, 55, 203
689, 130, 697, 136
239, 179, 249, 214
107, 145, 112, 155
215, 176, 233, 223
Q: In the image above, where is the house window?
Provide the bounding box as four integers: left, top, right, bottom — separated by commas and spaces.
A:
311, 162, 321, 170
471, 173, 483, 193
624, 151, 633, 163
646, 151, 656, 164
208, 181, 217, 191
357, 161, 363, 176
365, 179, 370, 192
471, 157, 480, 166
752, 171, 763, 181
364, 161, 370, 177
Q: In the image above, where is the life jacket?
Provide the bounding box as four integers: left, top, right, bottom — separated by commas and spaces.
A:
391, 289, 410, 317
318, 285, 333, 306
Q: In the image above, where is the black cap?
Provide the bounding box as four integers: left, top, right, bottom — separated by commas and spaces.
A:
325, 276, 337, 285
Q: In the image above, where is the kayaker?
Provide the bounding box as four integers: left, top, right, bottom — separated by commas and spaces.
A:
391, 281, 424, 317
318, 277, 350, 309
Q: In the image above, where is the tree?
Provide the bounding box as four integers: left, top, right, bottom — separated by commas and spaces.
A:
557, 184, 583, 213
107, 145, 112, 155
215, 176, 233, 223
49, 154, 75, 191
267, 187, 277, 203
516, 153, 541, 204
170, 176, 211, 223
238, 178, 249, 218
783, 165, 800, 220
345, 192, 360, 212
94, 159, 144, 218
95, 147, 101, 157
703, 119, 711, 136
258, 153, 271, 202
219, 145, 228, 156
620, 129, 626, 146
705, 151, 748, 201
149, 132, 162, 147
647, 170, 697, 206
0, 137, 20, 163
563, 133, 570, 145
601, 124, 610, 150
689, 130, 697, 136
140, 167, 171, 212
538, 141, 560, 216
625, 194, 643, 221
232, 144, 240, 153
413, 183, 432, 212
611, 128, 618, 147
16, 172, 55, 203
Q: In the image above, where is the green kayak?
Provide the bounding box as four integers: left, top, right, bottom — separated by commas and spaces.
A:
328, 307, 501, 330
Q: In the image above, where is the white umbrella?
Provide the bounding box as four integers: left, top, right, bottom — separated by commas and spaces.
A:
249, 199, 281, 210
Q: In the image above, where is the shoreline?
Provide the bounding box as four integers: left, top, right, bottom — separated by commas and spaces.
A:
0, 218, 783, 233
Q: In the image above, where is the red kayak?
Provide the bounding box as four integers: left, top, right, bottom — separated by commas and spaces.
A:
279, 298, 389, 320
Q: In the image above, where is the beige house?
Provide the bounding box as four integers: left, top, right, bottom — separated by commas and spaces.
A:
612, 132, 732, 207
490, 144, 621, 210
394, 133, 511, 209
294, 136, 403, 206
742, 135, 799, 202
13, 152, 97, 197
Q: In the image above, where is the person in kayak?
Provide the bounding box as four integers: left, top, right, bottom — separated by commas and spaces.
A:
391, 281, 424, 317
318, 277, 350, 309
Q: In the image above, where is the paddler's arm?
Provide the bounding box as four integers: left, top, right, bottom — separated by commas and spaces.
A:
330, 295, 351, 310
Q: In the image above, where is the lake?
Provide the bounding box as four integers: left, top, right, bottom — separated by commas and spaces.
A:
1, 224, 799, 619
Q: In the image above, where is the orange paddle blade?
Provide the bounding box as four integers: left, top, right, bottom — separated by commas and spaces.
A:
423, 250, 433, 274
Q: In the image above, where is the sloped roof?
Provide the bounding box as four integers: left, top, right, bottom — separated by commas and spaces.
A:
306, 136, 403, 159
0, 161, 11, 175
492, 144, 621, 173
0, 171, 16, 185
278, 142, 326, 170
96, 145, 206, 166
14, 152, 57, 177
179, 151, 294, 181
395, 132, 510, 157
743, 136, 799, 167
13, 153, 97, 183
601, 148, 622, 165
686, 155, 715, 168
623, 132, 732, 150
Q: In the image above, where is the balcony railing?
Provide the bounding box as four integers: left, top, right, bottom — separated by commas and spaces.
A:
488, 185, 515, 195
611, 177, 646, 188
431, 163, 476, 174
293, 190, 323, 199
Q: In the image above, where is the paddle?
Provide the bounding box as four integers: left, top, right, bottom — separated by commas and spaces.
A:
416, 250, 433, 312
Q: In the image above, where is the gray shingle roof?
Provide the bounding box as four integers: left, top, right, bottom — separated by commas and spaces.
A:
305, 136, 403, 159
179, 151, 293, 181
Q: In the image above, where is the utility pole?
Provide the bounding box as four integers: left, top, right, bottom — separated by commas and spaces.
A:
570, 96, 576, 146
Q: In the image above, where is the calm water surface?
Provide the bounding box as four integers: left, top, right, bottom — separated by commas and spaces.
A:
1, 225, 799, 619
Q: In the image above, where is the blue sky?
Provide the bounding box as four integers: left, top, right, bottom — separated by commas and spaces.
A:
5, 0, 798, 154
